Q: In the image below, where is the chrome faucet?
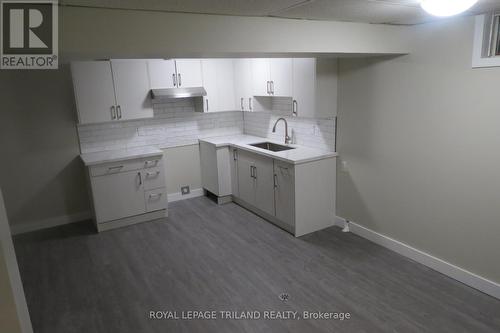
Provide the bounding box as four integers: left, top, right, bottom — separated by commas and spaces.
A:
272, 118, 291, 144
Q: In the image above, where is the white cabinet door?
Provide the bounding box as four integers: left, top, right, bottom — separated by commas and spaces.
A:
216, 59, 236, 111
230, 148, 239, 197
253, 154, 275, 216
251, 58, 270, 96
234, 58, 253, 111
175, 59, 203, 88
111, 59, 153, 121
274, 161, 295, 227
148, 59, 177, 88
71, 61, 117, 124
269, 58, 292, 97
91, 170, 146, 223
201, 59, 218, 112
236, 150, 255, 206
292, 58, 316, 118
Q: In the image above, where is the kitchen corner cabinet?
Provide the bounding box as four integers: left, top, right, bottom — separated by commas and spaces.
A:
251, 58, 292, 97
86, 155, 167, 232
71, 60, 153, 124
200, 59, 236, 112
199, 141, 233, 204
291, 58, 337, 118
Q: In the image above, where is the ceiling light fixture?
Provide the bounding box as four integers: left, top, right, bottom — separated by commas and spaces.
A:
420, 0, 478, 17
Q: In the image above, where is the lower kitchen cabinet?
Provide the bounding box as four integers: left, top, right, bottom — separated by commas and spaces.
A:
86, 154, 168, 232
274, 160, 295, 229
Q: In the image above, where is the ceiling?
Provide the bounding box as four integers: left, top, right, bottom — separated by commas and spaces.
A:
61, 0, 500, 25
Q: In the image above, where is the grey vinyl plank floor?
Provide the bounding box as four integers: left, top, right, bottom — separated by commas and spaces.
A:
13, 196, 500, 333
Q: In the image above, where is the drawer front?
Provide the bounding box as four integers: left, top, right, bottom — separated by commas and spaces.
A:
90, 156, 163, 177
145, 188, 167, 212
141, 166, 165, 190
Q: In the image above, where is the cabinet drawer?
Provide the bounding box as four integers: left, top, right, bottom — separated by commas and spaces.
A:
145, 188, 167, 212
90, 157, 163, 177
141, 167, 165, 190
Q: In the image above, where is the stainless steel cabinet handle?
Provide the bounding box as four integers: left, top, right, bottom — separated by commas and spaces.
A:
233, 149, 238, 161
149, 193, 162, 199
146, 171, 160, 177
249, 98, 252, 111
144, 160, 158, 167
138, 172, 142, 186
117, 105, 122, 119
253, 166, 257, 179
292, 100, 298, 116
250, 165, 253, 178
178, 73, 182, 87
172, 73, 177, 87
274, 174, 278, 188
240, 97, 244, 110
270, 81, 274, 95
110, 106, 116, 120
108, 165, 123, 171
206, 99, 209, 112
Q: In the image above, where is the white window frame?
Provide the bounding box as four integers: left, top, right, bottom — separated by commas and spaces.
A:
472, 14, 500, 68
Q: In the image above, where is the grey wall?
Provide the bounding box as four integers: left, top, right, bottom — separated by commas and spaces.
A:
337, 16, 500, 284
0, 67, 90, 226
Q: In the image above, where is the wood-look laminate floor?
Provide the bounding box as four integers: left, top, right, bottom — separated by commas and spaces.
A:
14, 196, 500, 333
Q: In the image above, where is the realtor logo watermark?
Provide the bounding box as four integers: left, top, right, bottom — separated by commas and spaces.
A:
1, 0, 58, 69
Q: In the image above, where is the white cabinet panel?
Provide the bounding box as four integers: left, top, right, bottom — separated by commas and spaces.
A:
292, 58, 316, 118
175, 59, 203, 88
230, 148, 239, 197
251, 58, 270, 96
201, 59, 218, 112
71, 61, 117, 124
234, 58, 253, 111
269, 58, 292, 97
111, 59, 153, 121
91, 170, 146, 223
237, 150, 255, 206
148, 59, 176, 88
274, 161, 295, 227
253, 154, 275, 216
216, 59, 236, 111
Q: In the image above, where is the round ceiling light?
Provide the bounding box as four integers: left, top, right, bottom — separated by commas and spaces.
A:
420, 0, 478, 17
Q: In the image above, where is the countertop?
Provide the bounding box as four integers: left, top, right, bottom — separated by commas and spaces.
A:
80, 147, 164, 166
199, 135, 337, 165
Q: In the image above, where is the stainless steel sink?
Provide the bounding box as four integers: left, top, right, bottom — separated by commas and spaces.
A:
249, 142, 295, 152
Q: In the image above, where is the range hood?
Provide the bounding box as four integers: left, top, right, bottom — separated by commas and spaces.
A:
150, 87, 207, 100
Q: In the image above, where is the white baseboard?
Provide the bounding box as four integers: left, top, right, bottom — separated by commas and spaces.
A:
10, 211, 92, 235
335, 216, 500, 300
167, 188, 204, 203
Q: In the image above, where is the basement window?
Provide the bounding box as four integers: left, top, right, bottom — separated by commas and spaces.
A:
472, 12, 500, 68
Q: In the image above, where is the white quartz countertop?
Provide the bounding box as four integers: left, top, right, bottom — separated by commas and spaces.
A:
80, 147, 163, 166
199, 135, 337, 165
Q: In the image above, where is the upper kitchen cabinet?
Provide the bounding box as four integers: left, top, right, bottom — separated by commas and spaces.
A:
71, 61, 118, 124
201, 59, 236, 112
110, 60, 154, 121
147, 59, 203, 89
251, 58, 292, 97
148, 59, 177, 88
233, 58, 253, 111
175, 59, 203, 88
71, 60, 153, 124
292, 58, 337, 119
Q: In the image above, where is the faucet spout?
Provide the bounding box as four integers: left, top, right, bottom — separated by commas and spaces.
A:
272, 118, 291, 144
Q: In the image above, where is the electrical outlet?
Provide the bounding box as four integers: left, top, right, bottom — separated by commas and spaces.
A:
181, 186, 190, 195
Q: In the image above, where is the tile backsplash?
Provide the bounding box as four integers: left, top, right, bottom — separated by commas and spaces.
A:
77, 98, 335, 154
77, 99, 244, 154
